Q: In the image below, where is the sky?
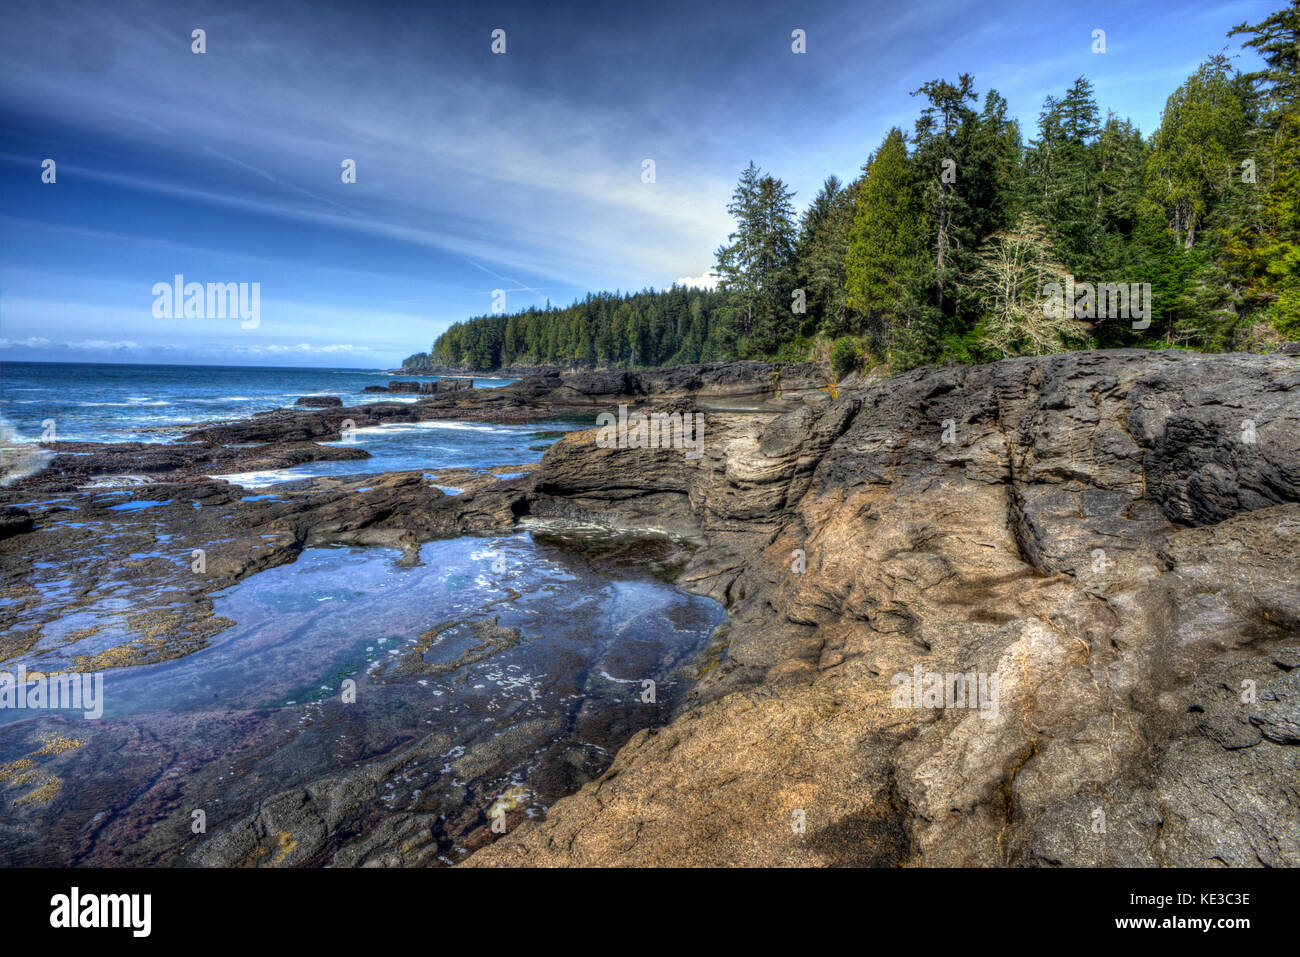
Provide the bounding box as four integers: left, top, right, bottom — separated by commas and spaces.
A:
0, 0, 1278, 368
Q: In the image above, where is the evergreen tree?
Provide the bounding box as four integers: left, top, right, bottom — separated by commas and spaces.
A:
714, 163, 798, 355
408, 2, 1300, 373
911, 74, 979, 313
793, 175, 856, 336
1145, 59, 1248, 250
1025, 77, 1105, 277
844, 128, 924, 347
1230, 1, 1300, 127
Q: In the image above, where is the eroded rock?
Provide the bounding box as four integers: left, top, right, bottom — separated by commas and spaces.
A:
467, 350, 1300, 867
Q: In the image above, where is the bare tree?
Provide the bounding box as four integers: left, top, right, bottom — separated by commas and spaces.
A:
970, 215, 1089, 356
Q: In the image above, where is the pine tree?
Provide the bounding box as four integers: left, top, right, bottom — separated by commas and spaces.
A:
1145, 59, 1248, 250
1225, 110, 1300, 337
714, 163, 797, 354
1025, 78, 1104, 277
844, 128, 924, 346
794, 175, 856, 336
714, 162, 763, 338
911, 75, 979, 312
1225, 1, 1300, 339
1230, 1, 1300, 127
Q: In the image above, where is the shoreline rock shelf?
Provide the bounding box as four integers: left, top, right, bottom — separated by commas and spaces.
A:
2, 349, 1298, 867
468, 348, 1300, 867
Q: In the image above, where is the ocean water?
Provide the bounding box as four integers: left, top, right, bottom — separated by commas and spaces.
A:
0, 361, 585, 484
0, 535, 727, 865
0, 364, 729, 865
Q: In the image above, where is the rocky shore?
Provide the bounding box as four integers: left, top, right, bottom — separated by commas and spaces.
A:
471, 348, 1300, 866
4, 349, 1298, 866
5, 360, 830, 492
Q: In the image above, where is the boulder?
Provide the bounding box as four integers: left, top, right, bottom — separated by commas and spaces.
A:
0, 506, 33, 539
294, 396, 343, 408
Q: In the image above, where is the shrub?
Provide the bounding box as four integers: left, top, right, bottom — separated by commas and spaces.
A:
830, 336, 863, 380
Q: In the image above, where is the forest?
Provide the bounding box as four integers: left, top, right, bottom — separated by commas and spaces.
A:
413, 3, 1299, 377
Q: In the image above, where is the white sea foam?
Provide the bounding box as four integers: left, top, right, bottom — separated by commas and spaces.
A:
78, 399, 171, 407
414, 421, 510, 433
78, 474, 153, 489
0, 418, 54, 485
217, 468, 309, 488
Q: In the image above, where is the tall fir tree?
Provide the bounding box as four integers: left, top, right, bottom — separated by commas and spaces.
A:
844, 128, 925, 349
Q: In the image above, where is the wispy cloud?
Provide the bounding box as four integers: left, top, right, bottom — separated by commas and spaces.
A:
0, 0, 1277, 366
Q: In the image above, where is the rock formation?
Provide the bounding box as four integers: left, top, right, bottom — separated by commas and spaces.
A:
294, 396, 344, 407
5, 349, 1296, 867
468, 349, 1300, 866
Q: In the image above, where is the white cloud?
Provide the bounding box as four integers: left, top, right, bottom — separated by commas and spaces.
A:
675, 271, 719, 291
256, 343, 372, 355
0, 2, 735, 297
69, 339, 140, 350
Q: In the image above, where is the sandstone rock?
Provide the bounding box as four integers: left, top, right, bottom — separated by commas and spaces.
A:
10, 350, 1298, 868
467, 350, 1300, 868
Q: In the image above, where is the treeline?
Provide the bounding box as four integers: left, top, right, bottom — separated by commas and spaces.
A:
419, 2, 1299, 374
420, 288, 735, 370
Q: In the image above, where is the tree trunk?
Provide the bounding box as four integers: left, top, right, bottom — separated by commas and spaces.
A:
935, 183, 948, 310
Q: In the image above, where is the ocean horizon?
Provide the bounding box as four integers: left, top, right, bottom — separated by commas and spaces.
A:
0, 360, 564, 487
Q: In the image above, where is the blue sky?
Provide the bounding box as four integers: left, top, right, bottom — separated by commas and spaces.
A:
0, 0, 1277, 368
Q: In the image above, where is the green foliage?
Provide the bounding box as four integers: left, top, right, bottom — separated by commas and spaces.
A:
794, 175, 857, 337
425, 287, 732, 370
886, 302, 946, 372
1230, 0, 1300, 127
401, 351, 431, 370
714, 163, 800, 354
829, 336, 863, 380
1145, 58, 1248, 251
1222, 17, 1300, 343
410, 2, 1300, 375
844, 128, 924, 339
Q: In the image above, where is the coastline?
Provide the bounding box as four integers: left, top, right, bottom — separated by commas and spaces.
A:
4, 350, 1299, 866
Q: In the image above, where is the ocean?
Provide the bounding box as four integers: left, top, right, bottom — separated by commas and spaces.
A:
0, 361, 583, 485
0, 362, 726, 865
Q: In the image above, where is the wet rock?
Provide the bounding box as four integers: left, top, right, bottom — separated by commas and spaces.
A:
431, 377, 473, 394
11, 440, 370, 492
0, 506, 33, 539
294, 396, 343, 407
